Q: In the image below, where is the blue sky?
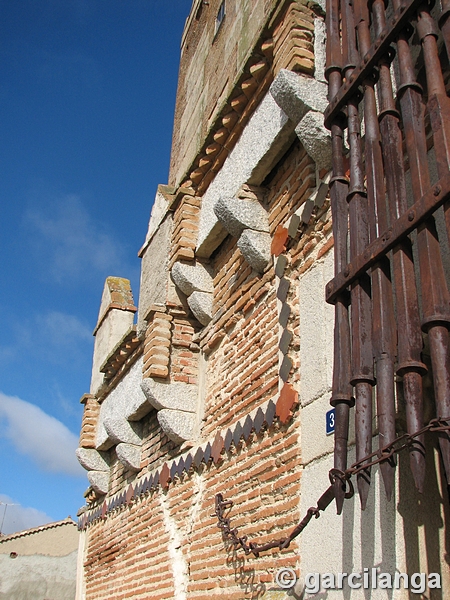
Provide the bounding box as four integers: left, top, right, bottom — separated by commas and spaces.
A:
0, 0, 192, 534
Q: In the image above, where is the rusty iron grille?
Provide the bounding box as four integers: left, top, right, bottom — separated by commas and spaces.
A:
325, 0, 450, 510
213, 0, 450, 560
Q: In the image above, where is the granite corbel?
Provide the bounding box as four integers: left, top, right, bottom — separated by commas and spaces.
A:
116, 443, 141, 471
103, 417, 143, 446
76, 448, 110, 472
270, 69, 331, 170
214, 194, 271, 273
87, 471, 109, 496
171, 261, 213, 326
157, 409, 196, 445
141, 378, 198, 444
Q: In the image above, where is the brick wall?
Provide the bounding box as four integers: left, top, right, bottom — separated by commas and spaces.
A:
77, 0, 338, 596
170, 311, 200, 385
79, 395, 101, 450
201, 240, 278, 434
79, 132, 332, 597
143, 310, 172, 380
168, 193, 201, 266
169, 0, 279, 188
83, 495, 175, 600
108, 410, 179, 496
82, 418, 302, 599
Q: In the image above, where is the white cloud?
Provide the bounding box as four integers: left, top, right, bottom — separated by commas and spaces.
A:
0, 494, 53, 536
0, 393, 84, 477
25, 194, 136, 284
35, 310, 92, 347
0, 310, 93, 367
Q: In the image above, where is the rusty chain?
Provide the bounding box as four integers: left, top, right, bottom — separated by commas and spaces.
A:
214, 416, 450, 557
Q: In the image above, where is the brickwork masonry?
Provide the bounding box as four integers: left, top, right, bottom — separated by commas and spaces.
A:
79, 137, 335, 598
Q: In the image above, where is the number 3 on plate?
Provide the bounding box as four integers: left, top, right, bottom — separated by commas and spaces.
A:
326, 408, 335, 435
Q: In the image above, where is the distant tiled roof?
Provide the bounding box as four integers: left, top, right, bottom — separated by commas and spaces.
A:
0, 517, 77, 543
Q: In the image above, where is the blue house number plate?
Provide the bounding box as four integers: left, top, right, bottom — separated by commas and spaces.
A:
326, 408, 335, 435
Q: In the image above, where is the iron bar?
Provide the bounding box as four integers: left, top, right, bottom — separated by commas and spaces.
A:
326, 0, 354, 515
417, 6, 450, 472
324, 0, 428, 128
324, 0, 450, 509
342, 0, 375, 509
392, 0, 450, 481
353, 0, 398, 500
419, 4, 450, 249
440, 0, 450, 70
325, 173, 450, 303
370, 0, 428, 492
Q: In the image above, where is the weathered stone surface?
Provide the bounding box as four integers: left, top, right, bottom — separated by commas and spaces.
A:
279, 303, 291, 328
270, 69, 328, 125
299, 198, 315, 225
141, 189, 170, 250
171, 261, 213, 296
277, 277, 290, 302
103, 417, 142, 446
187, 291, 213, 326
76, 448, 110, 472
237, 229, 271, 272
137, 213, 173, 335
298, 251, 334, 405
90, 277, 136, 395
214, 197, 269, 238
95, 277, 135, 331
275, 254, 288, 278
314, 17, 327, 83
196, 91, 293, 257
169, 0, 281, 188
96, 357, 145, 449
280, 355, 293, 382
295, 110, 332, 170
313, 177, 330, 208
287, 213, 301, 238
157, 409, 196, 444
87, 471, 109, 495
279, 329, 293, 355
141, 378, 198, 412
116, 443, 141, 471
124, 394, 153, 422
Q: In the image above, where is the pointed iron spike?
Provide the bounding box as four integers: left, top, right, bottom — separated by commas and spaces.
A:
333, 403, 351, 514
403, 372, 426, 493
379, 461, 395, 502
409, 438, 426, 493
334, 480, 345, 515
438, 435, 450, 484
355, 382, 373, 511
357, 470, 371, 511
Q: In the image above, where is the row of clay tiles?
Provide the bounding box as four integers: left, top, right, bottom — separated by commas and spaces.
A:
1, 518, 77, 542
178, 0, 316, 195
100, 327, 141, 383
78, 389, 298, 530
